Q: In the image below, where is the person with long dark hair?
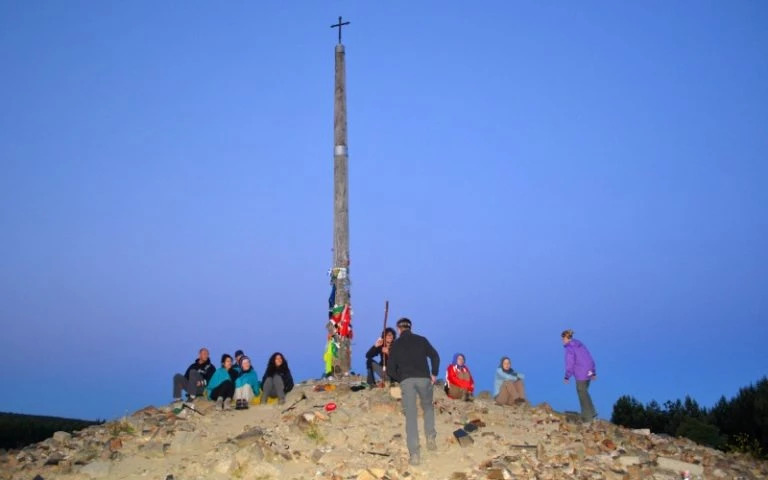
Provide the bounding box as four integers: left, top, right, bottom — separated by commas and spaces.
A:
365, 327, 397, 385
206, 354, 237, 410
260, 352, 294, 405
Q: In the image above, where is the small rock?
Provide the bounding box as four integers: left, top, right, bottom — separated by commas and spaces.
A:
602, 438, 617, 451
233, 427, 264, 447
246, 461, 281, 478
368, 396, 399, 415
58, 459, 73, 474
168, 431, 198, 453
214, 457, 236, 474
356, 470, 378, 480
656, 456, 704, 476
139, 440, 167, 458
311, 449, 325, 462
71, 448, 99, 465
618, 455, 641, 467
302, 412, 317, 423
80, 459, 111, 478
485, 468, 504, 479
52, 432, 72, 444
108, 437, 122, 452
44, 452, 65, 465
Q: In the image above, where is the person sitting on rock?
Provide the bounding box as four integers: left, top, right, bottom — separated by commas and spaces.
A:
233, 349, 245, 373
172, 347, 216, 402
234, 355, 261, 410
365, 327, 397, 385
494, 356, 528, 406
207, 354, 238, 410
445, 353, 475, 401
260, 352, 294, 405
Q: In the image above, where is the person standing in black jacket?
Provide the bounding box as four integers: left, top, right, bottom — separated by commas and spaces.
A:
387, 318, 440, 466
365, 327, 397, 385
172, 348, 216, 401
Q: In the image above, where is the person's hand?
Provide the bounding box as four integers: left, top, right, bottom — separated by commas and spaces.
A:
563, 378, 569, 384
196, 381, 203, 387
382, 346, 389, 355
430, 375, 436, 385
374, 338, 384, 347
590, 375, 597, 381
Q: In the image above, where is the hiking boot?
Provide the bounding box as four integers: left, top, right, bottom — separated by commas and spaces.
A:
224, 398, 232, 410
409, 453, 421, 466
216, 397, 224, 411
241, 399, 250, 409
426, 437, 437, 451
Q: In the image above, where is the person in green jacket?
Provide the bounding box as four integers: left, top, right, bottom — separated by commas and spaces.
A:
234, 356, 261, 410
207, 354, 237, 410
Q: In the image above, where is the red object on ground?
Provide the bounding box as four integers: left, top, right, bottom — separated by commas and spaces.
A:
324, 402, 337, 412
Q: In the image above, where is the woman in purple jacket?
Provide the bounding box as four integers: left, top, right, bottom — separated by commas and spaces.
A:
562, 329, 597, 422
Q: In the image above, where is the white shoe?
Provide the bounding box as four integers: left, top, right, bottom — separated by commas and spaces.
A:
216, 397, 224, 411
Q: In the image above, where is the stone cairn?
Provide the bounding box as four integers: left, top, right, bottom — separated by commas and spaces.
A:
2, 378, 766, 480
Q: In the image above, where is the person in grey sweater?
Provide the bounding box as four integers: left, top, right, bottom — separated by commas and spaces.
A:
387, 317, 440, 466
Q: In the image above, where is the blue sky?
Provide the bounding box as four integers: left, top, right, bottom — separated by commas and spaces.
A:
1, 1, 766, 421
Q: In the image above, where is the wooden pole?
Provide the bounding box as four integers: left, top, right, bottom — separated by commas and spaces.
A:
331, 27, 351, 375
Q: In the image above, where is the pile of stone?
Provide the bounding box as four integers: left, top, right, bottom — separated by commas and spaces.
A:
1, 377, 765, 480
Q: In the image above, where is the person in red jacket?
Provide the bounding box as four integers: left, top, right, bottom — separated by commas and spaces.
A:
445, 353, 475, 400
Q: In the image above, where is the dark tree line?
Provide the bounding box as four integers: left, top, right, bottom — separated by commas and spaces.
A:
611, 376, 768, 458
0, 412, 104, 450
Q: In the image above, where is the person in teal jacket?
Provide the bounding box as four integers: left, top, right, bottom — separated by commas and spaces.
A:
207, 354, 237, 410
234, 356, 261, 410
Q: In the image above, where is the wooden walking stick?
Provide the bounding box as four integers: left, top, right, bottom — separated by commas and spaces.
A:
381, 300, 389, 385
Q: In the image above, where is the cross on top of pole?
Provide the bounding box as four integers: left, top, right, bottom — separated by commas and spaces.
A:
330, 16, 350, 44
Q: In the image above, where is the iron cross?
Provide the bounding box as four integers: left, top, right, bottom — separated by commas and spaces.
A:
330, 16, 350, 44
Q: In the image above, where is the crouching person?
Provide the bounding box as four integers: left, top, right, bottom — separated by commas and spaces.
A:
172, 347, 215, 402
365, 327, 396, 385
445, 353, 475, 401
207, 354, 237, 410
494, 356, 527, 406
234, 356, 261, 410
260, 352, 294, 405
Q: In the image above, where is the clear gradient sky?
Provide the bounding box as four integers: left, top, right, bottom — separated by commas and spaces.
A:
1, 1, 766, 421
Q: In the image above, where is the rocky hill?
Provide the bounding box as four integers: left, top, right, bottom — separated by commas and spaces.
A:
2, 377, 766, 480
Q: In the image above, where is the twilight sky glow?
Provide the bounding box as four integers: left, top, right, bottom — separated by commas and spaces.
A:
1, 1, 766, 421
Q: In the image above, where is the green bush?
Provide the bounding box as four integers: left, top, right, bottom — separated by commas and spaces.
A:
0, 412, 103, 450
675, 417, 725, 449
611, 376, 768, 459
